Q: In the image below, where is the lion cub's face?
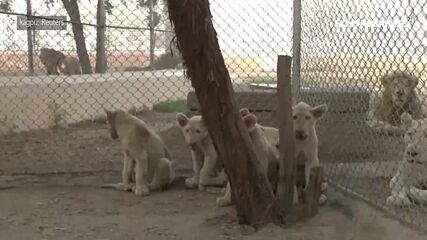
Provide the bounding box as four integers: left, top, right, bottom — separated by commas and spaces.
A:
292, 102, 327, 141
176, 113, 209, 145
104, 107, 137, 140
381, 72, 418, 108
401, 113, 427, 167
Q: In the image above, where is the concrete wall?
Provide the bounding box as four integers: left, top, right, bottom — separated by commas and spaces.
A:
0, 70, 192, 134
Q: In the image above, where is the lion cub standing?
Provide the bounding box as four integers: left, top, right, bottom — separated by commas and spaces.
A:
104, 107, 175, 196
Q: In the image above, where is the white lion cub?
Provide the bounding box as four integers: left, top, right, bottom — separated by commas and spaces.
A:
292, 102, 328, 204
387, 113, 427, 207
216, 112, 280, 206
176, 113, 227, 190
103, 107, 175, 196
239, 108, 280, 153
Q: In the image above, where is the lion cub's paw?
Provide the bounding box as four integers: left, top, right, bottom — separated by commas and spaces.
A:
198, 183, 206, 191
216, 196, 231, 207
386, 194, 411, 207
407, 186, 427, 205
133, 185, 151, 196
321, 182, 328, 192
123, 183, 134, 192
185, 177, 198, 189
319, 194, 328, 205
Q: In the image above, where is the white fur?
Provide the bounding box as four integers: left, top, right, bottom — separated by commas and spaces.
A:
386, 113, 427, 207
292, 102, 328, 205
216, 112, 280, 206
176, 113, 227, 191
103, 108, 175, 196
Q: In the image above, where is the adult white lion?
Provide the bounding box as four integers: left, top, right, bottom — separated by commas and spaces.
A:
367, 71, 426, 135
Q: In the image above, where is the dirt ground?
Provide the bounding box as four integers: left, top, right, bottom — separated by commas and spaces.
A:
0, 173, 426, 240
0, 111, 191, 175
1, 111, 427, 239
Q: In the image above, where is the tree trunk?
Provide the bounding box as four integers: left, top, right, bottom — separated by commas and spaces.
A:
161, 2, 178, 54
95, 0, 107, 73
61, 0, 93, 74
167, 0, 287, 227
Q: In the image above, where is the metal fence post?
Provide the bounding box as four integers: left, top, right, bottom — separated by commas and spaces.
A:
291, 0, 302, 102
149, 0, 155, 67
26, 0, 34, 75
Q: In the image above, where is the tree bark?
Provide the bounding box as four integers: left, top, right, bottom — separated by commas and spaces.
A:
161, 2, 178, 54
95, 0, 107, 73
167, 0, 287, 227
61, 0, 93, 74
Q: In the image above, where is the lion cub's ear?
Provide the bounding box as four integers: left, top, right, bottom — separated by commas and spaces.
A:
400, 112, 413, 130
104, 108, 113, 118
176, 113, 189, 128
127, 106, 137, 116
311, 104, 328, 119
104, 108, 117, 125
243, 113, 258, 132
239, 108, 250, 117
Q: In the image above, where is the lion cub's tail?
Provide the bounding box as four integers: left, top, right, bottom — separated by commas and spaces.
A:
162, 143, 176, 186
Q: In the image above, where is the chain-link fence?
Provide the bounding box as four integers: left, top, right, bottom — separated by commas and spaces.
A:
299, 0, 427, 230
0, 0, 426, 232
0, 0, 292, 186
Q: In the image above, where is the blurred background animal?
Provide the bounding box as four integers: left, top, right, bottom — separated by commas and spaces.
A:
57, 56, 82, 75
38, 48, 65, 75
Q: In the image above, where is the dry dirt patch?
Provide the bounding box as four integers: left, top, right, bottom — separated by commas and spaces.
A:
0, 173, 426, 240
0, 111, 191, 175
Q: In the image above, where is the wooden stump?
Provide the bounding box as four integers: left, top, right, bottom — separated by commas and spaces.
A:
295, 164, 324, 218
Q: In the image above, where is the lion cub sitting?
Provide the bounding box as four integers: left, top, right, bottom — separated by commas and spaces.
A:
216, 111, 281, 206
176, 113, 227, 190
386, 113, 427, 207
104, 107, 175, 196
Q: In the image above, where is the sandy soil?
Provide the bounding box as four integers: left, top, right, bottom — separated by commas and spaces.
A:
0, 110, 426, 239
0, 173, 426, 240
0, 111, 191, 176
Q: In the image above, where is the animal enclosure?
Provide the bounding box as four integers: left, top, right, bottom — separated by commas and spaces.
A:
0, 0, 427, 233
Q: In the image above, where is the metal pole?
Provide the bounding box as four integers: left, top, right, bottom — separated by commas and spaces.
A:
26, 0, 34, 75
291, 0, 302, 103
276, 55, 296, 216
149, 0, 155, 68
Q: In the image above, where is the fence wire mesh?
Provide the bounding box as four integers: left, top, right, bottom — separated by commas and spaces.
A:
299, 0, 427, 230
0, 0, 292, 185
0, 0, 426, 232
